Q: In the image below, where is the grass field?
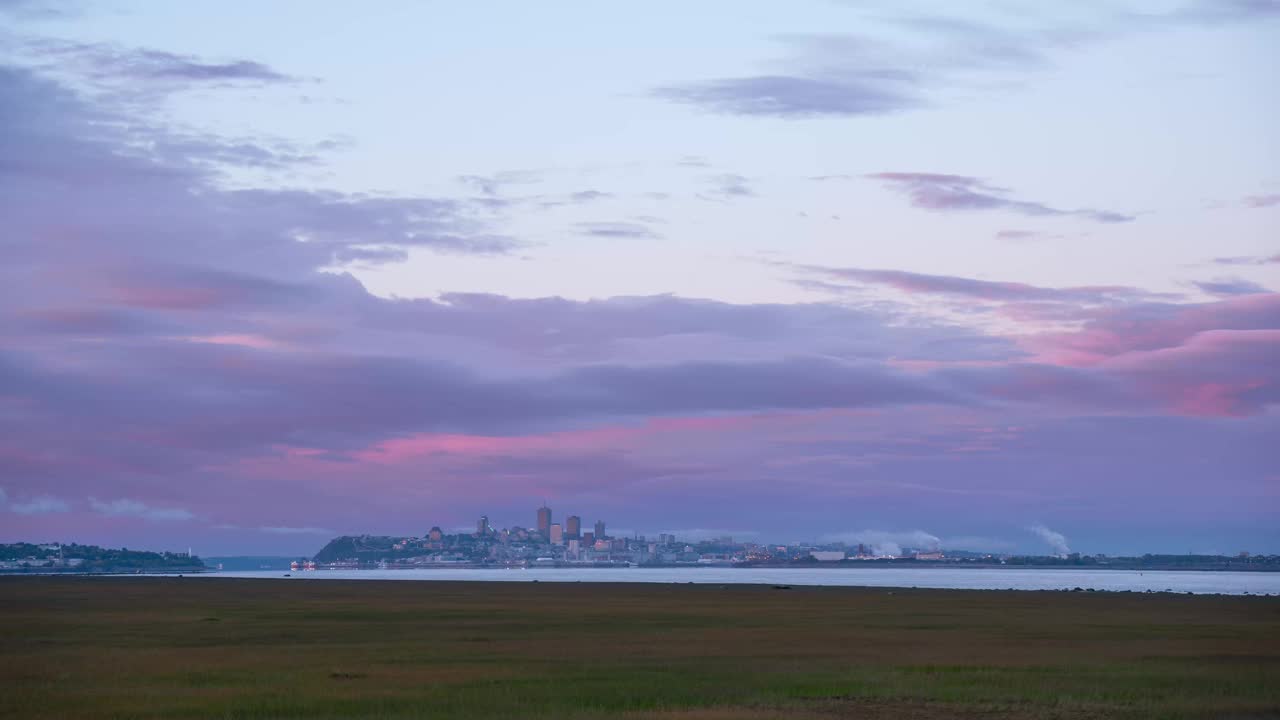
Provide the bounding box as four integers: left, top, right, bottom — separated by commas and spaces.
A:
1, 577, 1277, 719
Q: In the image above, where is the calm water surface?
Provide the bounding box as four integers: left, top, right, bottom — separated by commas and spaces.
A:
194, 567, 1280, 596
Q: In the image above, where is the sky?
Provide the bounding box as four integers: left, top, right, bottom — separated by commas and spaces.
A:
1, 0, 1277, 557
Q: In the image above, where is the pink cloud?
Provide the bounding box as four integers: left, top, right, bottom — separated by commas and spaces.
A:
106, 285, 231, 310
1025, 293, 1280, 366
353, 413, 806, 465
182, 334, 285, 350
1101, 329, 1280, 417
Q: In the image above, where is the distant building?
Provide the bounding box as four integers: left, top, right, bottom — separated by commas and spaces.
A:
550, 523, 564, 545
537, 505, 552, 537
476, 515, 490, 536
582, 531, 595, 546
594, 520, 606, 540
810, 550, 846, 562
566, 515, 581, 539
428, 527, 443, 542
914, 551, 944, 561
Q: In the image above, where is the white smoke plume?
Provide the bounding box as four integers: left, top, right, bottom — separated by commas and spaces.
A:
1028, 524, 1070, 556
821, 529, 941, 557
874, 541, 902, 558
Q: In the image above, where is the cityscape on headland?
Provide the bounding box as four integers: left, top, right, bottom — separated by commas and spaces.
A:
11, 502, 1276, 574
298, 504, 1279, 572
2, 507, 1280, 573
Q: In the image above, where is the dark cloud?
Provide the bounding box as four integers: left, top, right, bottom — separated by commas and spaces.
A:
706, 173, 754, 198
648, 17, 1053, 119
1244, 193, 1280, 208
119, 50, 293, 83
575, 221, 661, 239
457, 171, 543, 196
19, 39, 301, 89
654, 75, 919, 118
790, 264, 1159, 304
1193, 278, 1272, 297
1212, 254, 1280, 266
652, 5, 1276, 121
0, 0, 82, 19
0, 65, 518, 284
868, 172, 1133, 223
1163, 0, 1280, 24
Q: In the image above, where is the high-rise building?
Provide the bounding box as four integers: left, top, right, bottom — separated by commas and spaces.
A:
566, 515, 581, 539
537, 505, 551, 537
594, 520, 606, 540
428, 527, 443, 542
476, 515, 490, 536
582, 531, 595, 546
550, 523, 563, 545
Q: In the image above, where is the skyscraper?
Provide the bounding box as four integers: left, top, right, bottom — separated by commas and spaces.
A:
537, 505, 552, 537
550, 523, 563, 545
566, 515, 581, 539
594, 520, 606, 540
476, 515, 490, 536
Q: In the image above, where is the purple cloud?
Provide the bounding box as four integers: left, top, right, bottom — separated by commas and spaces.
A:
3, 56, 1277, 554
0, 0, 80, 19
89, 498, 193, 521
20, 39, 300, 88
791, 264, 1157, 304
653, 6, 1279, 122
705, 173, 755, 199
1194, 278, 1272, 297
1244, 193, 1280, 208
575, 221, 661, 239
654, 75, 919, 118
1212, 254, 1280, 266
868, 172, 1133, 223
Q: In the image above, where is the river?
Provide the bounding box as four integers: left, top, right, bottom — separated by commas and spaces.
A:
192, 567, 1280, 595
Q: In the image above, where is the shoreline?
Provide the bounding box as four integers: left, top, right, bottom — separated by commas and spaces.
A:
107, 566, 1280, 596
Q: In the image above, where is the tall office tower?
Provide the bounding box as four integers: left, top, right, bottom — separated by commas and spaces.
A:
566, 515, 581, 539
537, 505, 552, 536
550, 523, 564, 545
594, 520, 606, 540
476, 515, 490, 536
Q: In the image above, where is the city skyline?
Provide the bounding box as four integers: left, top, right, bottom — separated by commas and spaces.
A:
1, 1, 1277, 557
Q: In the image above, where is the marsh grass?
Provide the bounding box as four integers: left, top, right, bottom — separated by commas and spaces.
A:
1, 578, 1276, 719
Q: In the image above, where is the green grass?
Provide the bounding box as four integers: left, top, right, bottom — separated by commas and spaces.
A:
1, 578, 1277, 719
